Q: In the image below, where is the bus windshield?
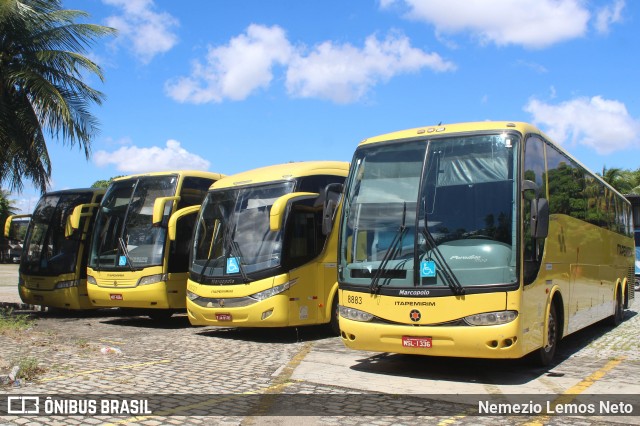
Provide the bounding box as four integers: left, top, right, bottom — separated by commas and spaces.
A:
190, 181, 295, 283
22, 192, 94, 276
88, 175, 177, 270
340, 133, 519, 290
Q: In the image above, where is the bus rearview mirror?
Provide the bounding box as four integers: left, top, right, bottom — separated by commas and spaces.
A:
152, 196, 181, 226
530, 198, 549, 239
269, 192, 319, 232
65, 203, 101, 238
321, 183, 343, 236
4, 214, 31, 239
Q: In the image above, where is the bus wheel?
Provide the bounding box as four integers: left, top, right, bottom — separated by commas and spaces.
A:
330, 293, 340, 335
537, 303, 558, 366
608, 287, 624, 326
147, 310, 173, 321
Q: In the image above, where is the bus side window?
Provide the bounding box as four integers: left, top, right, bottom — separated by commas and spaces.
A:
523, 136, 547, 285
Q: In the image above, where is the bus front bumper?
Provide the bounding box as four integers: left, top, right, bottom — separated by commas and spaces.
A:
87, 281, 181, 309
187, 295, 290, 327
339, 316, 525, 359
19, 285, 94, 310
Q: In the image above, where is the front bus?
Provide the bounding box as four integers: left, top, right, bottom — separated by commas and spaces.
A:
186, 162, 348, 332
5, 188, 104, 310
86, 171, 224, 320
338, 122, 633, 365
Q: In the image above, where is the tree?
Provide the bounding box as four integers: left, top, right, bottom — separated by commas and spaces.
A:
599, 166, 633, 194
0, 0, 115, 193
91, 175, 123, 188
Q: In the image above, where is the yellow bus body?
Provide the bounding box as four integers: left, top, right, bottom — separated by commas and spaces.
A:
187, 161, 348, 328
86, 170, 224, 313
13, 188, 104, 310
338, 121, 634, 362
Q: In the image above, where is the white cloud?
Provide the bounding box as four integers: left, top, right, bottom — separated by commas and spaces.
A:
595, 0, 625, 34
167, 26, 455, 104
524, 96, 640, 154
93, 140, 210, 173
382, 0, 590, 48
103, 0, 179, 64
286, 32, 455, 103
165, 24, 292, 103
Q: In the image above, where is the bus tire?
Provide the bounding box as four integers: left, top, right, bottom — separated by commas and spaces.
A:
537, 303, 558, 367
330, 293, 340, 335
607, 286, 624, 327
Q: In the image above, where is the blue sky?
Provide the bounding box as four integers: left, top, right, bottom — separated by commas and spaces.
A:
11, 0, 640, 213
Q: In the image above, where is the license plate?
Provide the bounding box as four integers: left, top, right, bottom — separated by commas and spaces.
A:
110, 294, 123, 301
402, 336, 432, 348
216, 313, 232, 321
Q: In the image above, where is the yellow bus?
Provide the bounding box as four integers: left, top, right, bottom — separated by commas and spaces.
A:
337, 121, 634, 365
4, 188, 104, 309
186, 161, 348, 332
85, 170, 223, 320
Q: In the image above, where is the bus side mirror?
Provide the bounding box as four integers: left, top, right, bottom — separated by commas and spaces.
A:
4, 214, 31, 239
531, 198, 549, 239
269, 192, 319, 232
321, 183, 343, 236
65, 203, 100, 238
152, 196, 180, 227
522, 180, 549, 239
167, 205, 200, 241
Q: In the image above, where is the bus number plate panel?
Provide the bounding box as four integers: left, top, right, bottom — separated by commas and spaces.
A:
216, 313, 232, 321
402, 336, 432, 348
110, 294, 123, 301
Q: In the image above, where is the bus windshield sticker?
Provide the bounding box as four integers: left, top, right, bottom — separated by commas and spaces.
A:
226, 257, 240, 274
420, 261, 436, 278
118, 256, 127, 266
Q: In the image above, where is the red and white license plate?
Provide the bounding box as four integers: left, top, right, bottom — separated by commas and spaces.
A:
110, 294, 123, 301
402, 336, 432, 348
216, 313, 232, 321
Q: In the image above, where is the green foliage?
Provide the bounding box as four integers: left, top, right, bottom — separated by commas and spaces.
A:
0, 0, 116, 193
16, 357, 44, 381
91, 175, 124, 188
0, 307, 34, 334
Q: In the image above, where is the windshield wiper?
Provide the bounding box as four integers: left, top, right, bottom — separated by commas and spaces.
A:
370, 202, 407, 294
118, 237, 135, 272
421, 227, 465, 295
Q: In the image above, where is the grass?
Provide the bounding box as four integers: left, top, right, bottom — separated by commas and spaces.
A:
16, 357, 45, 381
0, 307, 34, 334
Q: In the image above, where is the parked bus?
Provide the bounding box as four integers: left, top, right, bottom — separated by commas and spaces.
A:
84, 171, 224, 320
624, 194, 640, 291
186, 161, 348, 332
337, 121, 634, 365
4, 188, 104, 309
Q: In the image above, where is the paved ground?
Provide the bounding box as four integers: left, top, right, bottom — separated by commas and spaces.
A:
0, 263, 638, 425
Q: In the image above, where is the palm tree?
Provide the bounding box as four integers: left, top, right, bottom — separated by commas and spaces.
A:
599, 166, 633, 194
0, 0, 115, 193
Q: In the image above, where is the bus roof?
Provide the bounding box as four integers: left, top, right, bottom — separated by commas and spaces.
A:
211, 161, 349, 190
113, 170, 225, 182
38, 187, 105, 196
359, 121, 545, 146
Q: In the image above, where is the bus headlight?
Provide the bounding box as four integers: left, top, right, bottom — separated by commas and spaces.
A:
137, 274, 168, 286
464, 310, 518, 326
250, 279, 297, 301
339, 305, 374, 322
186, 290, 199, 301
55, 280, 79, 289
87, 275, 97, 285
